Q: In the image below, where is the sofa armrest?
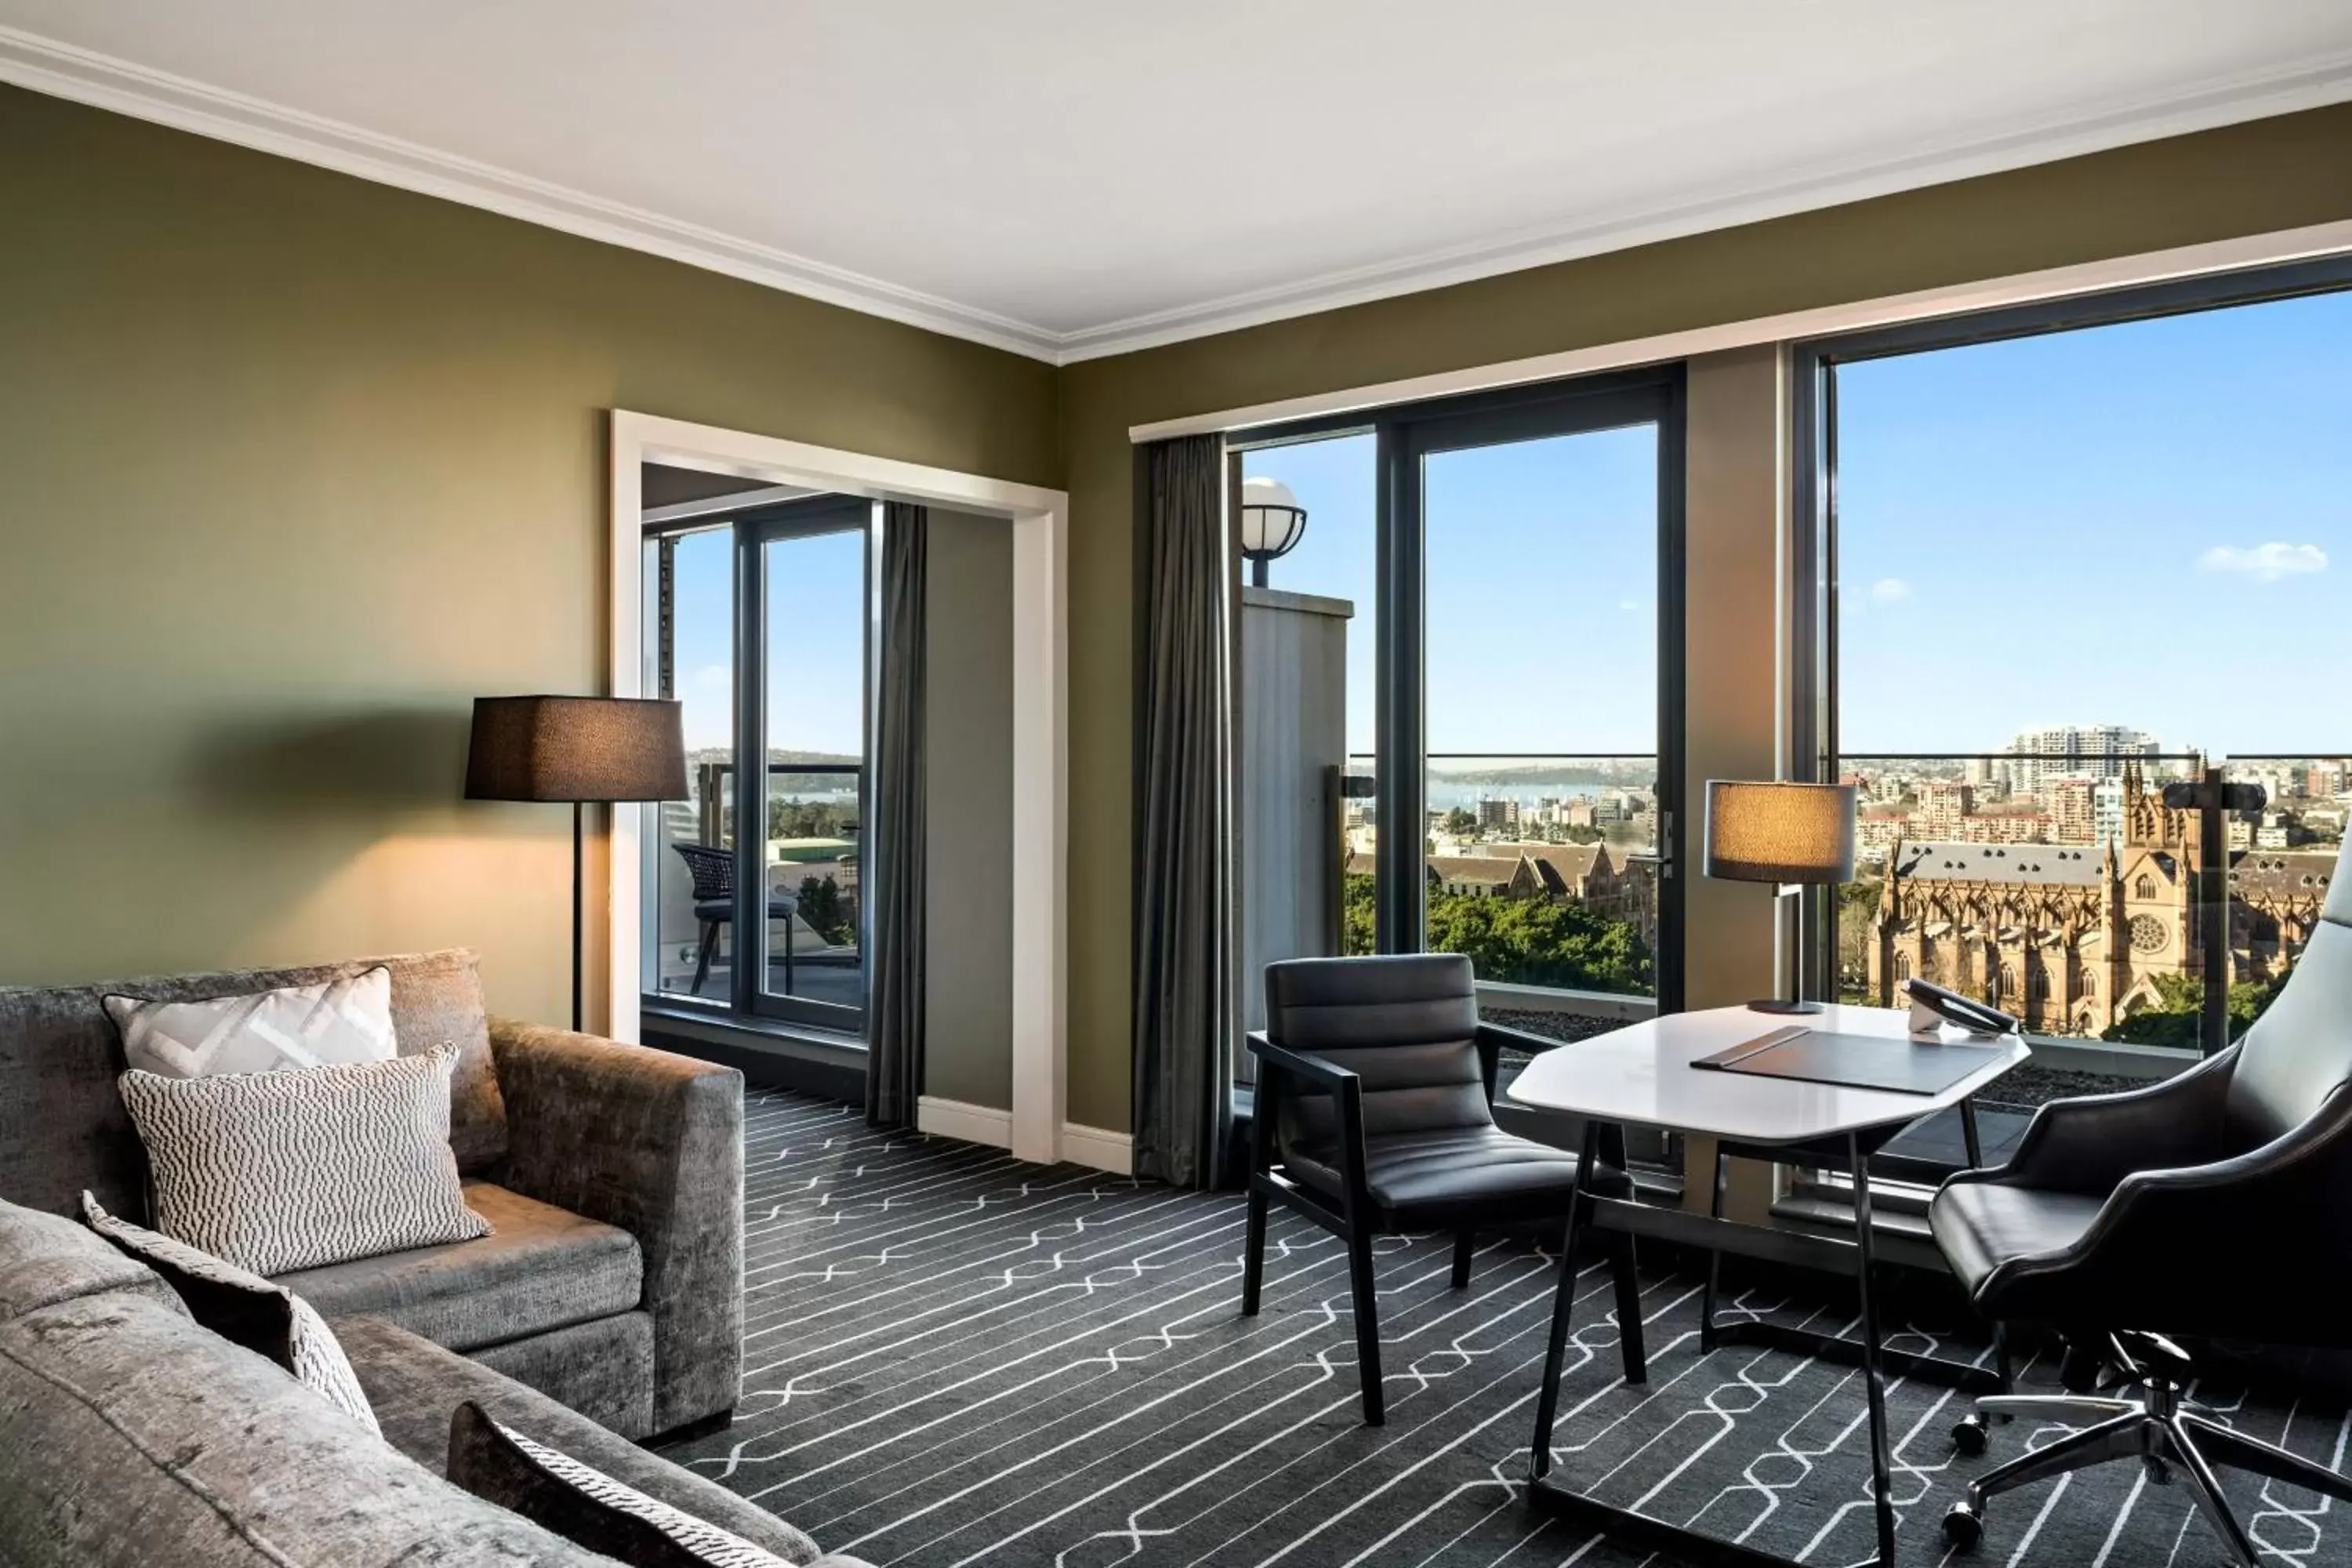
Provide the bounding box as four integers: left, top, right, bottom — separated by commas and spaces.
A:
488, 1018, 742, 1436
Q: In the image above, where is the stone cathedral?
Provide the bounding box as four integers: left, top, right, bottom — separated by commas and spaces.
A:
1864, 768, 2336, 1035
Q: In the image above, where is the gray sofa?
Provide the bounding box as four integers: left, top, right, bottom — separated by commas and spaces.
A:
0, 949, 739, 1439
0, 1197, 868, 1566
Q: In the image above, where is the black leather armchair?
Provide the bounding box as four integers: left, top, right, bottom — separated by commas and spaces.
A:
1928, 840, 2352, 1562
1240, 953, 1642, 1425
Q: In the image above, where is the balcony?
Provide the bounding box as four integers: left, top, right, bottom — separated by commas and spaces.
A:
644, 759, 865, 1014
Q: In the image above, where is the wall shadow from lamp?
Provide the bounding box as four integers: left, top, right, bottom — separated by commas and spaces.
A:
183, 707, 472, 815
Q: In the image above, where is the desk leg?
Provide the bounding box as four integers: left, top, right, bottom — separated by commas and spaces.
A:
1528, 1118, 1602, 1481
1849, 1133, 1898, 1565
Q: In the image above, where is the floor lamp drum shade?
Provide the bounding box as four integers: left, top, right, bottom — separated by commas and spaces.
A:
465, 695, 687, 1030
464, 696, 688, 804
1703, 780, 1857, 887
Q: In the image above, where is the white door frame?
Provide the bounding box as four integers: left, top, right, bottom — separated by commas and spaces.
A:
607, 409, 1069, 1164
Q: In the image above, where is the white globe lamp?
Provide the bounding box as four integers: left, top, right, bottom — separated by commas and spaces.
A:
1238, 477, 1308, 588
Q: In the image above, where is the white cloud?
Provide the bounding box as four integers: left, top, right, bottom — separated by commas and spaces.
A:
2197, 542, 2328, 583
1617, 598, 1642, 613
1868, 578, 1911, 604
691, 662, 730, 690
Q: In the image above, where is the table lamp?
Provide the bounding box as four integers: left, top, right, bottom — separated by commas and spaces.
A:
1702, 779, 1857, 1014
466, 695, 688, 1030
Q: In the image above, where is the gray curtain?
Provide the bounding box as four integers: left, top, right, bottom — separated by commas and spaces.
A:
1132, 434, 1234, 1188
867, 502, 927, 1127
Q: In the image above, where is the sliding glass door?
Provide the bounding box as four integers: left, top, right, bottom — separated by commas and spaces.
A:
1407, 401, 1675, 1003
642, 492, 873, 1034
1233, 368, 1686, 1023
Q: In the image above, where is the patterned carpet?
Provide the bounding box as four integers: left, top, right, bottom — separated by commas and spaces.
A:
659, 1089, 2352, 1568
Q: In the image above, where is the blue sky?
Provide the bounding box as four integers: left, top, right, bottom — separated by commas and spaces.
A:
664, 520, 867, 757
1837, 289, 2350, 757
661, 285, 2350, 771
1245, 426, 1660, 757
1248, 286, 2351, 765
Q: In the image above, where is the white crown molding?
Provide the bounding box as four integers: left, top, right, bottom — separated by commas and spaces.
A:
4, 24, 2350, 367
0, 25, 1067, 361
1056, 46, 2352, 362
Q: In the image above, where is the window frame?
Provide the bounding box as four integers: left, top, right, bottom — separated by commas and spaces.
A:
1230, 364, 1690, 1013
639, 492, 877, 1037
1789, 252, 2352, 1035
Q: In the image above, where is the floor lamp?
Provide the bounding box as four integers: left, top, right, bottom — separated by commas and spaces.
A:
466, 695, 688, 1031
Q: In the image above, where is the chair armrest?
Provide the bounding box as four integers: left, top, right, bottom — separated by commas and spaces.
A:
1243, 1032, 1373, 1212
1958, 1047, 2237, 1198
1985, 1087, 2352, 1338
1475, 1020, 1578, 1058
488, 1018, 743, 1434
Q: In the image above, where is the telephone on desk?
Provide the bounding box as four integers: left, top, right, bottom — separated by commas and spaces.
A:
1904, 978, 2018, 1039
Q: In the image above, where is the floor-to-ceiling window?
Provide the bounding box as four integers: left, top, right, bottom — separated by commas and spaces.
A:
1418, 421, 1665, 1003
1231, 368, 1686, 1044
641, 484, 874, 1035
1799, 261, 2352, 1054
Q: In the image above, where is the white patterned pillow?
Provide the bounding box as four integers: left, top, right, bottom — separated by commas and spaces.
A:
448, 1402, 791, 1566
81, 1192, 380, 1437
117, 1042, 489, 1276
104, 966, 399, 1078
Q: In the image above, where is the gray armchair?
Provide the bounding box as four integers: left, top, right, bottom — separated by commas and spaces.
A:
1928, 840, 2352, 1562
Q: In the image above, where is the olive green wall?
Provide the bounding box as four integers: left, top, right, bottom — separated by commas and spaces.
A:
923, 509, 1015, 1111
0, 85, 1058, 1026
1059, 103, 2352, 1132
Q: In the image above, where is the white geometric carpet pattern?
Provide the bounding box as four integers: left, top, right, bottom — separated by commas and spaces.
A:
659, 1090, 2352, 1568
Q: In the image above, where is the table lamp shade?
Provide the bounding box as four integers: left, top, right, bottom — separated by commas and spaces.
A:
1703, 780, 1857, 884
464, 696, 688, 803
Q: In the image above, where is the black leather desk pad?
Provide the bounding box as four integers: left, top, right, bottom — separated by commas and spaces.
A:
1690, 1026, 2005, 1096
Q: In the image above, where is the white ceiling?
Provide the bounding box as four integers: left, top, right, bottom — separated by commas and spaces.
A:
4, 2, 2350, 362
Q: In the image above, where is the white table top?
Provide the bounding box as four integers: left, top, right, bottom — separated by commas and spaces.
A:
1504, 1003, 2031, 1145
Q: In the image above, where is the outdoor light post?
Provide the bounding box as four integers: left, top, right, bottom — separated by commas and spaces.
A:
1238, 475, 1308, 587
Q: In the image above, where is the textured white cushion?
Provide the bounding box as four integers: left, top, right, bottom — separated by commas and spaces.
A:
117, 1043, 490, 1276
81, 1191, 381, 1437
104, 967, 397, 1078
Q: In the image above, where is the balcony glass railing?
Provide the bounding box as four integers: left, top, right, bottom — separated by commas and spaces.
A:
1833, 752, 2346, 1054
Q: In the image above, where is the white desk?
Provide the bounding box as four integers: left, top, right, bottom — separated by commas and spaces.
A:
1506, 1001, 2029, 1147
1506, 1004, 2030, 1568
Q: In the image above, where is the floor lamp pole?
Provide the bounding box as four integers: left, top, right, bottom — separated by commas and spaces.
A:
571, 800, 585, 1033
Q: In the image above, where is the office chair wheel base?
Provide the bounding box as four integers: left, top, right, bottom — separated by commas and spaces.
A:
1951, 1412, 1990, 1457
1942, 1501, 1984, 1548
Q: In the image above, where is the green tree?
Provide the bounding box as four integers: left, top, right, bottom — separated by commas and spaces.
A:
1443, 807, 1477, 837
2100, 969, 2289, 1048
1341, 873, 1651, 993
1342, 873, 1377, 956
794, 875, 853, 946
768, 796, 852, 842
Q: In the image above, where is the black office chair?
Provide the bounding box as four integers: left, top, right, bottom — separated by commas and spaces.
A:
1240, 953, 1645, 1425
1929, 840, 2352, 1563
